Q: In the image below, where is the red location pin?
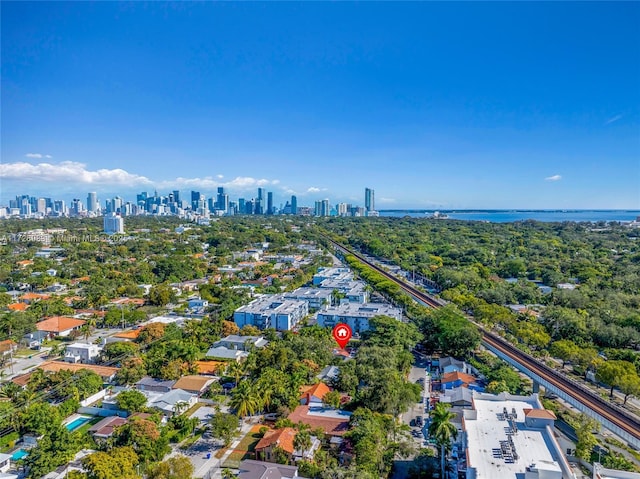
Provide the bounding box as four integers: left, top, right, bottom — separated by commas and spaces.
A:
332, 323, 352, 349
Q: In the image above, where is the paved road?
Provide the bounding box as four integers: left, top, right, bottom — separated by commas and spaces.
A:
394, 354, 430, 479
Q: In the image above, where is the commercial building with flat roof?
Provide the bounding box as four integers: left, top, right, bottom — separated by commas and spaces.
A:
234, 295, 308, 331
315, 302, 402, 334
462, 392, 573, 479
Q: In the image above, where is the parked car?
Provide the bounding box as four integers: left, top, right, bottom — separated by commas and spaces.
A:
416, 416, 423, 427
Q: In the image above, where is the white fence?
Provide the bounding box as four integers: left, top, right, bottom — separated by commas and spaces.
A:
80, 389, 107, 407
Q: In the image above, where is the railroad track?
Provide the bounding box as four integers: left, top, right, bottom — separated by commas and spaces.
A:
325, 236, 640, 443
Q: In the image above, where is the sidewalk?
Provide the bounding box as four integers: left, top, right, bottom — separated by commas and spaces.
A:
200, 417, 257, 479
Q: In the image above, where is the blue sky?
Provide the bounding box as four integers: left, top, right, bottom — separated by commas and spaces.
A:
2, 1, 639, 209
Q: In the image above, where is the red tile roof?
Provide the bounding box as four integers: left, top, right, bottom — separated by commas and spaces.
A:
36, 316, 85, 333
20, 292, 50, 301
38, 361, 119, 380
7, 303, 28, 311
0, 340, 16, 353
441, 371, 477, 385
255, 427, 297, 455
113, 329, 142, 339
287, 406, 350, 437
89, 416, 128, 437
300, 382, 331, 403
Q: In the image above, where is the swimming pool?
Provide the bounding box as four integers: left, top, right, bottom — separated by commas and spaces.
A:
11, 449, 28, 460
65, 416, 91, 431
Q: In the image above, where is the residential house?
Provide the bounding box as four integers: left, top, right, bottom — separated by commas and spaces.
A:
316, 365, 340, 383
149, 389, 197, 416
19, 292, 50, 304
440, 371, 483, 391
64, 343, 102, 364
38, 361, 119, 382
438, 357, 472, 375
194, 360, 224, 376
0, 340, 17, 358
238, 459, 309, 479
300, 382, 331, 406
88, 416, 128, 443
214, 335, 268, 351
36, 316, 85, 338
110, 298, 145, 307
172, 375, 214, 396
21, 330, 49, 349
46, 269, 57, 277
0, 453, 10, 473
7, 303, 28, 312
135, 377, 176, 394
205, 347, 248, 362
187, 297, 209, 309
440, 386, 474, 409
287, 406, 351, 438
255, 428, 320, 464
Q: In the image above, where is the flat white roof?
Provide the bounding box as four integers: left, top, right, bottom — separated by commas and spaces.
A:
464, 395, 561, 479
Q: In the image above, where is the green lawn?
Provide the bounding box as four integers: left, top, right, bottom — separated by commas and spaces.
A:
75, 417, 103, 435
221, 426, 263, 468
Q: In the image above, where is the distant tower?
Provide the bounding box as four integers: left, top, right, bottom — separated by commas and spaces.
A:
191, 191, 201, 210
87, 192, 98, 213
267, 192, 274, 215
291, 195, 298, 215
172, 190, 181, 206
257, 188, 266, 214
365, 188, 375, 213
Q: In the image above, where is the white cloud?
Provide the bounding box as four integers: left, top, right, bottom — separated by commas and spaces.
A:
1, 161, 152, 186
307, 187, 321, 193
0, 161, 278, 192
45, 155, 52, 159
545, 174, 562, 182
605, 114, 622, 125
379, 197, 396, 203
25, 153, 43, 159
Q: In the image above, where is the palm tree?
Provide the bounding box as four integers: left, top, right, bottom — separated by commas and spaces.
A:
173, 400, 189, 416
255, 378, 274, 413
428, 402, 458, 479
226, 360, 245, 387
294, 429, 312, 461
229, 381, 259, 419
221, 468, 235, 479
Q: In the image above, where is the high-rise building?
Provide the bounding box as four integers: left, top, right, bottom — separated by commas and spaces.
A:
191, 191, 201, 210
267, 192, 273, 215
71, 199, 84, 216
238, 198, 246, 213
36, 198, 47, 214
87, 192, 98, 213
337, 203, 349, 216
216, 187, 229, 213
53, 200, 66, 215
172, 190, 181, 206
137, 192, 148, 206
103, 213, 125, 234
365, 188, 375, 213
315, 199, 330, 217
257, 188, 266, 214
291, 195, 297, 215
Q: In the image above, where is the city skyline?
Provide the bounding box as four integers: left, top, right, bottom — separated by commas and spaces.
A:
2, 2, 639, 209
3, 186, 378, 218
